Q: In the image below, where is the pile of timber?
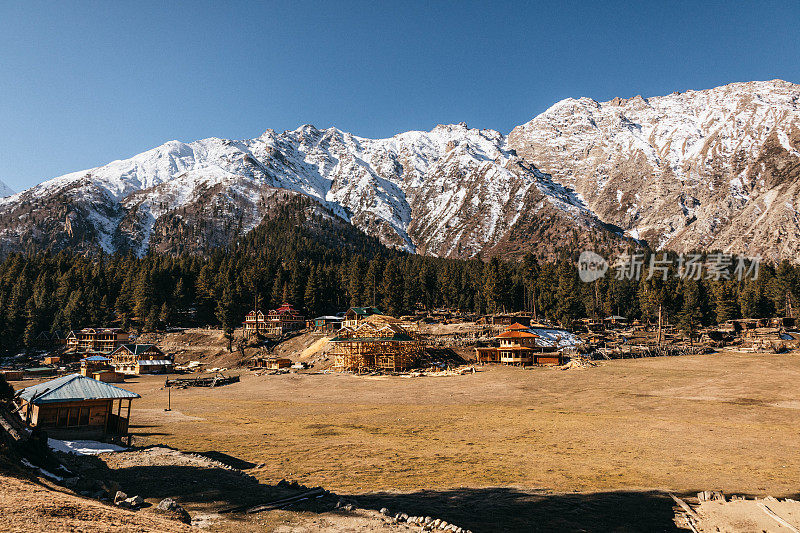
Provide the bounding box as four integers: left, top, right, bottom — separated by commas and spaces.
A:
165, 373, 239, 388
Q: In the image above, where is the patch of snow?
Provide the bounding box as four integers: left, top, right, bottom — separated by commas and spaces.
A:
20, 458, 65, 481
48, 438, 128, 455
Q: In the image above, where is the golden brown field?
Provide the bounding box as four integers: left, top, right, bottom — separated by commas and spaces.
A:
104, 351, 800, 530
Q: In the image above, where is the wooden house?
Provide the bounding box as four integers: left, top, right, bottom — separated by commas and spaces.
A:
110, 344, 172, 375
243, 310, 268, 336
16, 374, 139, 439
264, 303, 306, 336
603, 315, 629, 329
330, 318, 421, 372
34, 330, 67, 349
80, 355, 125, 383
0, 370, 23, 381
475, 323, 564, 366
311, 315, 344, 334
66, 328, 130, 354
252, 356, 292, 370
342, 307, 382, 328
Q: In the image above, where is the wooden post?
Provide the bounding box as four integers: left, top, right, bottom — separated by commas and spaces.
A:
657, 303, 663, 346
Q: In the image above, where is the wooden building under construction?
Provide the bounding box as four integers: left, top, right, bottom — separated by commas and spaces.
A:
330, 317, 422, 372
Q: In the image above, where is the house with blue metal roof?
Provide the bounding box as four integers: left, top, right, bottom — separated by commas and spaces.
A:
17, 373, 139, 439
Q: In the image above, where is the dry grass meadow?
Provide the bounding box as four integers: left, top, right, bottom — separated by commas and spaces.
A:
26, 351, 793, 531
122, 352, 800, 496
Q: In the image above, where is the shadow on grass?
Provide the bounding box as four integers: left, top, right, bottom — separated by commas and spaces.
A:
195, 451, 256, 470
350, 488, 682, 532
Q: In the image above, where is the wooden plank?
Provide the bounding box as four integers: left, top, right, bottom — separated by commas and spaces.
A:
758, 502, 800, 533
669, 493, 700, 521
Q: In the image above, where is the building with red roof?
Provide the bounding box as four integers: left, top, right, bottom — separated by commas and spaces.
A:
475, 323, 563, 366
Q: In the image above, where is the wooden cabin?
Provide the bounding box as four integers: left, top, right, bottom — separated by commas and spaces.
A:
330, 319, 421, 372
16, 374, 139, 439
0, 370, 23, 381
264, 303, 306, 336
603, 315, 629, 329
34, 330, 67, 349
311, 315, 344, 334
475, 323, 564, 366
66, 328, 130, 354
342, 307, 382, 328
110, 344, 172, 375
80, 355, 125, 383
252, 356, 292, 370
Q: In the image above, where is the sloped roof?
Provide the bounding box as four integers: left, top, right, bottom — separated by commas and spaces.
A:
19, 374, 140, 405
113, 344, 162, 356
331, 321, 416, 343
507, 322, 529, 330
497, 330, 539, 339
82, 355, 111, 362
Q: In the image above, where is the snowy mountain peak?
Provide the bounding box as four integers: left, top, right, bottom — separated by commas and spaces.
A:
509, 79, 800, 260
3, 80, 799, 261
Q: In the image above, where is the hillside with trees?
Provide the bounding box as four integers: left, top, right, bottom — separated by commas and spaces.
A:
0, 197, 796, 353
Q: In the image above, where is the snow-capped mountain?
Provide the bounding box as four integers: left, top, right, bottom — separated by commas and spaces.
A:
2, 79, 799, 260
0, 123, 624, 258
0, 180, 12, 198
509, 79, 800, 261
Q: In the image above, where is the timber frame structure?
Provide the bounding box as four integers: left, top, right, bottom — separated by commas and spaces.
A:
330, 320, 421, 372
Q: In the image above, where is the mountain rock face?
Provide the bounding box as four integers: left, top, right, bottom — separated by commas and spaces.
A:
0, 124, 624, 258
1, 79, 798, 261
0, 181, 12, 198
509, 79, 800, 261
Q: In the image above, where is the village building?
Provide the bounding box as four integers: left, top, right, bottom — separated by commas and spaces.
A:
263, 303, 306, 336
475, 323, 564, 366
243, 310, 268, 336
80, 355, 125, 383
252, 356, 292, 370
34, 330, 67, 349
310, 315, 344, 334
342, 307, 382, 328
109, 344, 172, 375
603, 315, 629, 328
16, 374, 139, 440
330, 317, 422, 372
66, 328, 130, 354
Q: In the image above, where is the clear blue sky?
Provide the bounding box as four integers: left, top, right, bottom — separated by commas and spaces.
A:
1, 1, 798, 191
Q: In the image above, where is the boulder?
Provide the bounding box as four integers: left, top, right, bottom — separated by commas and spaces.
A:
155, 498, 191, 525
125, 495, 144, 508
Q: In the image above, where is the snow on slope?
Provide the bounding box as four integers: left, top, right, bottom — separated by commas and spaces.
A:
0, 122, 612, 258
508, 79, 800, 260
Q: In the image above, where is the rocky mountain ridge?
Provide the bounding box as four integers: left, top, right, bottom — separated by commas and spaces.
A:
1, 79, 798, 260
508, 79, 800, 261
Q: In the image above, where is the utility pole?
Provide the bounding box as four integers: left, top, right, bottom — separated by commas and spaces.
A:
164, 377, 171, 412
